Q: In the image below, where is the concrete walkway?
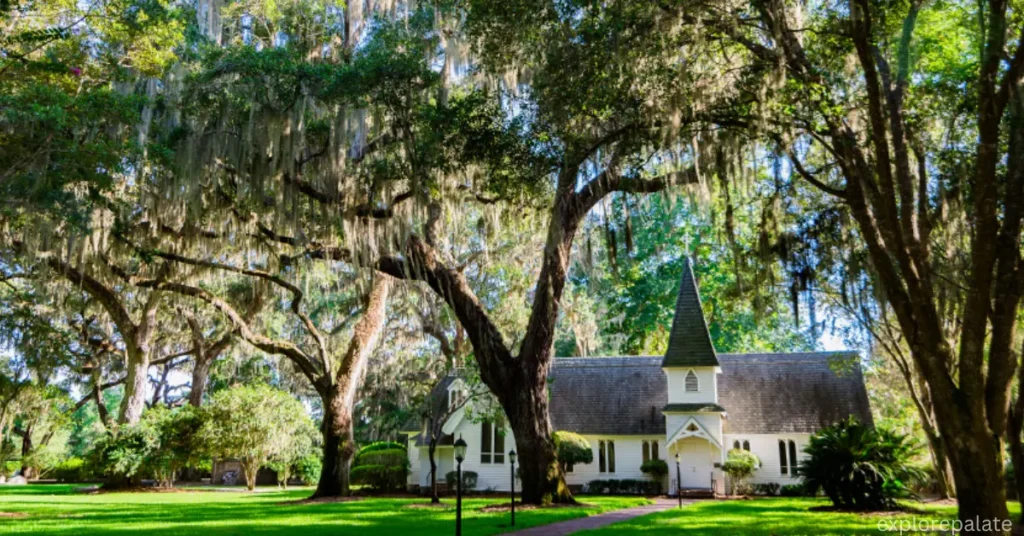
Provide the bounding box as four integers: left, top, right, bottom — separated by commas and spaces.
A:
508, 498, 688, 535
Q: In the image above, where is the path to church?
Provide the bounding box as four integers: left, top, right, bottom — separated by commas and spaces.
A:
508, 497, 688, 535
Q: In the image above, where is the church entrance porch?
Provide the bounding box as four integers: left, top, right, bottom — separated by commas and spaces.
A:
665, 416, 724, 495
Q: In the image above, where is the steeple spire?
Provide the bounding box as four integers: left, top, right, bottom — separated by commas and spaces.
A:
662, 257, 719, 367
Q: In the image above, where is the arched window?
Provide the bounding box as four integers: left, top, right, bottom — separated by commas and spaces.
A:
743, 440, 750, 451
642, 441, 651, 463
778, 440, 788, 475
652, 441, 659, 460
788, 440, 798, 473
733, 440, 740, 450
684, 370, 699, 392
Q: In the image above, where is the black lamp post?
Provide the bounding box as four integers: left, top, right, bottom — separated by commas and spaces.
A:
454, 435, 467, 536
509, 450, 517, 527
674, 453, 682, 509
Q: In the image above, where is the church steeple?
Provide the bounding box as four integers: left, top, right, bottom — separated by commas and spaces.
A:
662, 257, 719, 368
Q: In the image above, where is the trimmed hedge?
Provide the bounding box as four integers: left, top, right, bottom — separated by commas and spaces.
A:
780, 483, 812, 497
354, 448, 407, 468
586, 479, 660, 495
356, 441, 405, 456
53, 457, 95, 482
351, 465, 407, 491
640, 459, 668, 477
752, 482, 780, 496
445, 470, 478, 491
351, 442, 408, 492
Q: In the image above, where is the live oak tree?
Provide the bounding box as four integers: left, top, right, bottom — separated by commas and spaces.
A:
126, 228, 395, 497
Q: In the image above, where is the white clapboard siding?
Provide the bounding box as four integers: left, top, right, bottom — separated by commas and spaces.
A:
722, 433, 811, 486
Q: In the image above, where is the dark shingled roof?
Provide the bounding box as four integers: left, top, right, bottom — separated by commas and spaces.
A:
412, 352, 872, 437
662, 259, 719, 368
717, 352, 874, 434
546, 352, 871, 435
547, 357, 668, 435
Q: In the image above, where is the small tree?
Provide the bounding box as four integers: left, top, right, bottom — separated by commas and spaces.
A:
553, 431, 593, 473
799, 418, 922, 511
199, 384, 313, 491
88, 422, 160, 489
722, 449, 759, 496
268, 418, 318, 489
143, 405, 206, 487
640, 459, 668, 493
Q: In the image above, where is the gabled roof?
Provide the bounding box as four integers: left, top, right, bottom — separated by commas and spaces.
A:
662, 258, 719, 368
400, 375, 458, 433
548, 352, 871, 435
413, 352, 872, 438
717, 352, 874, 434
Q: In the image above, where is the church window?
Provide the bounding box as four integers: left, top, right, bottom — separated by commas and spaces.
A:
743, 440, 750, 451
779, 440, 788, 475
599, 440, 615, 473
480, 419, 505, 464
788, 440, 798, 473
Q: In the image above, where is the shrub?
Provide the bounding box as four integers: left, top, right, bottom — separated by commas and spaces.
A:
356, 442, 405, 456
445, 470, 478, 491
553, 431, 593, 472
142, 405, 207, 487
354, 448, 407, 468
780, 483, 811, 497
295, 453, 322, 486
752, 482, 780, 496
352, 443, 408, 492
722, 449, 760, 495
640, 459, 668, 493
798, 417, 923, 510
53, 457, 93, 482
640, 459, 668, 477
88, 422, 160, 487
2, 460, 20, 478
352, 465, 407, 490
585, 479, 660, 495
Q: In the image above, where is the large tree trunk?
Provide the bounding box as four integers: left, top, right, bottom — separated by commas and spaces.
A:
18, 426, 34, 480
500, 367, 572, 505
119, 347, 150, 424
313, 387, 356, 498
926, 364, 1010, 532
189, 355, 212, 407
312, 274, 392, 499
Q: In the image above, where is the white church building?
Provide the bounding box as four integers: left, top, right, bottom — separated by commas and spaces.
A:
402, 260, 872, 495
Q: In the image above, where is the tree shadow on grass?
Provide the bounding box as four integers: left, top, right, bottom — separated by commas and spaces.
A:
0, 487, 640, 536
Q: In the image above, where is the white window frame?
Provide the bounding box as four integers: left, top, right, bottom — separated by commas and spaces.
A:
684, 369, 700, 392
598, 440, 616, 473
480, 420, 506, 465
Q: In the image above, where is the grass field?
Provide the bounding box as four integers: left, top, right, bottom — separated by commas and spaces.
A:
581, 497, 1021, 535
0, 484, 647, 535
2, 485, 1018, 535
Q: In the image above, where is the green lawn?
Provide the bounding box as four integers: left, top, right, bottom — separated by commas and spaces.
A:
0, 484, 648, 535
580, 497, 1021, 535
